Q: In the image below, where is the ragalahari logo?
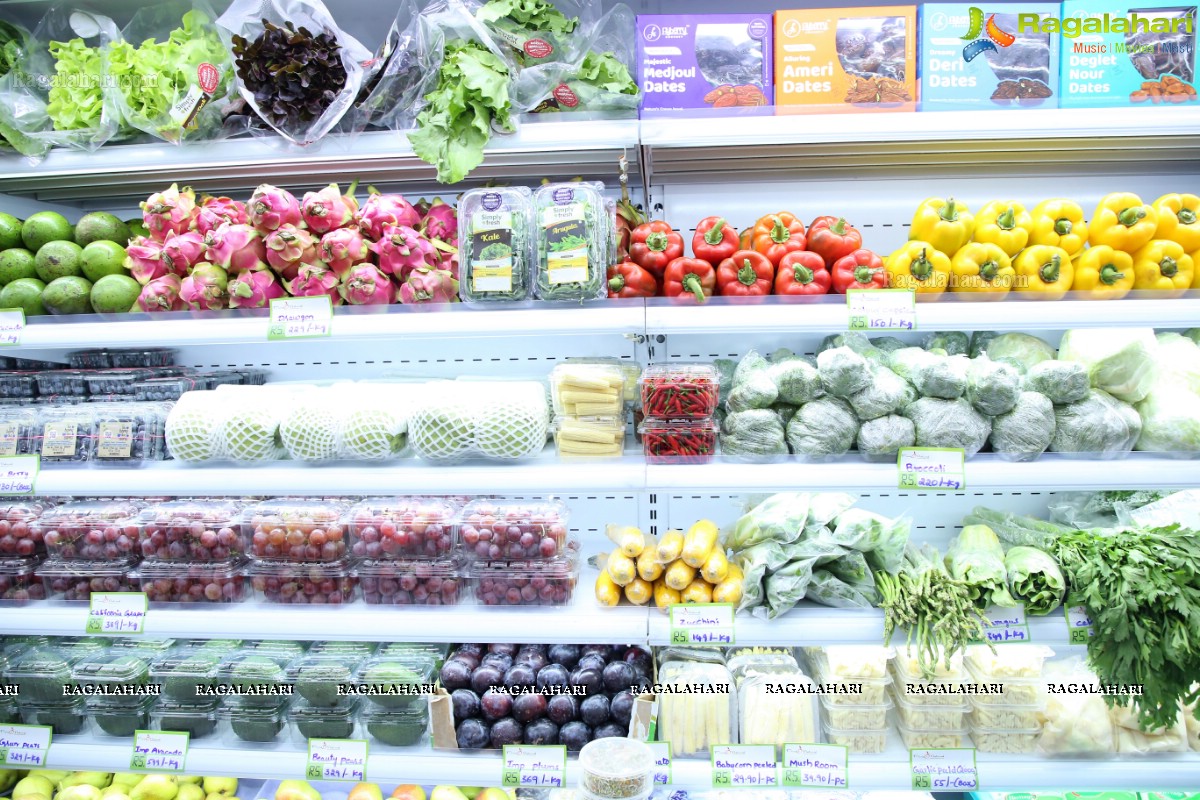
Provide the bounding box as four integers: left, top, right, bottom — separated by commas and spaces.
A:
960, 7, 1016, 61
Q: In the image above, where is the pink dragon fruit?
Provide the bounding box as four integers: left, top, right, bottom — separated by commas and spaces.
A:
265, 224, 319, 281
204, 223, 268, 274
160, 230, 207, 277
369, 224, 439, 279
248, 184, 302, 233
420, 197, 457, 244
357, 191, 421, 240
135, 275, 185, 313
339, 263, 394, 306
286, 262, 343, 305
126, 236, 168, 285
319, 227, 369, 278
195, 195, 249, 236
399, 265, 459, 305
228, 269, 285, 309
180, 263, 229, 311
141, 183, 197, 242
301, 182, 359, 235
438, 245, 459, 281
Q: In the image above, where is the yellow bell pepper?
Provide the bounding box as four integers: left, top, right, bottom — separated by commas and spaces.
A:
1072, 245, 1134, 300
1153, 193, 1200, 252
1013, 244, 1074, 300
910, 197, 974, 255
886, 241, 952, 294
1088, 192, 1158, 252
973, 201, 1033, 257
1131, 239, 1194, 296
949, 242, 1014, 297
1193, 248, 1200, 289
1029, 199, 1088, 257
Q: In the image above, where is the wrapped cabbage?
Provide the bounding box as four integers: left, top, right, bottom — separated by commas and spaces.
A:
728, 371, 778, 413
870, 335, 908, 352
1057, 327, 1158, 403
733, 349, 771, 385
1135, 385, 1200, 453
808, 568, 876, 608
727, 492, 810, 551
848, 365, 908, 421
965, 357, 1020, 415
714, 358, 736, 406
786, 397, 859, 459
970, 330, 1000, 358
817, 347, 872, 397
820, 331, 875, 354
887, 346, 936, 383
770, 347, 798, 362
769, 358, 824, 405
856, 414, 915, 462
721, 409, 788, 460
1050, 389, 1141, 456
905, 397, 991, 456
991, 391, 1055, 461
1003, 545, 1065, 615
771, 403, 799, 426
915, 354, 969, 399
1153, 332, 1200, 395
1023, 360, 1090, 405
922, 331, 969, 356
985, 332, 1056, 373
944, 524, 1018, 609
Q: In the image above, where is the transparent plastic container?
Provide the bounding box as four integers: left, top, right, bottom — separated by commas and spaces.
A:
823, 718, 889, 754
110, 349, 177, 368
289, 655, 362, 708
36, 405, 98, 463
963, 661, 1041, 706
639, 363, 720, 419
550, 363, 625, 417
243, 640, 309, 659
11, 358, 58, 371
35, 370, 90, 397
310, 641, 377, 659
151, 649, 225, 703
91, 403, 166, 464
964, 644, 1054, 679
355, 558, 463, 606
354, 656, 436, 712
36, 558, 138, 600
132, 559, 248, 604
344, 497, 459, 560
726, 649, 797, 680
459, 499, 568, 561
806, 645, 893, 679
21, 698, 89, 734
0, 556, 44, 601
0, 498, 55, 557
458, 186, 534, 304
222, 697, 292, 743
290, 698, 359, 741
361, 704, 428, 747
896, 719, 972, 749
892, 689, 967, 729
468, 554, 579, 607
565, 357, 641, 406
33, 500, 144, 560
68, 349, 112, 369
0, 699, 15, 724
83, 369, 155, 396
249, 558, 358, 605
0, 374, 38, 399
90, 695, 156, 737
136, 377, 202, 402
969, 722, 1041, 753
737, 669, 819, 746
968, 703, 1042, 730
377, 642, 448, 668
137, 499, 247, 562
806, 650, 892, 706
640, 418, 718, 464
71, 651, 151, 693
218, 652, 293, 707
4, 645, 80, 701
890, 657, 968, 706
533, 182, 606, 301
819, 693, 893, 730
656, 658, 736, 756
892, 647, 964, 680
150, 698, 222, 739
244, 499, 350, 562
579, 737, 655, 799
554, 416, 625, 458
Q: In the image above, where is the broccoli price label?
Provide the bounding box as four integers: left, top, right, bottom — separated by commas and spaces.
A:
0, 725, 51, 767
269, 297, 332, 341
909, 748, 978, 791
0, 455, 37, 495
502, 745, 566, 788
307, 738, 368, 782
86, 592, 147, 635
847, 289, 915, 331
897, 447, 965, 491
0, 309, 24, 346
131, 730, 189, 772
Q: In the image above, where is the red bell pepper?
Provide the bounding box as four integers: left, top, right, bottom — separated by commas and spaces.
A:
831, 249, 889, 293
752, 212, 807, 267
607, 261, 658, 298
692, 217, 739, 266
662, 257, 716, 304
629, 220, 684, 280
716, 249, 774, 297
807, 216, 863, 266
775, 250, 831, 295
739, 227, 753, 250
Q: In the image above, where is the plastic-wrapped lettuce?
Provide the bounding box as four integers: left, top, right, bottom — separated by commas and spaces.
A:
760, 556, 818, 619
714, 358, 736, 406
1050, 389, 1140, 456
985, 333, 1056, 373
735, 540, 787, 612
1152, 332, 1200, 395
887, 348, 967, 399
728, 371, 778, 413
832, 508, 909, 573
769, 358, 824, 405
771, 404, 798, 426
856, 414, 915, 462
786, 397, 858, 459
726, 492, 811, 551
808, 568, 876, 608
965, 357, 1020, 415
720, 409, 787, 460
1135, 385, 1200, 453
1057, 327, 1158, 403
904, 397, 991, 456
848, 365, 908, 421
817, 347, 871, 398
1023, 361, 1089, 405
991, 391, 1055, 461
970, 330, 1000, 358
870, 336, 908, 353
1003, 545, 1065, 615
733, 349, 770, 385
922, 331, 969, 356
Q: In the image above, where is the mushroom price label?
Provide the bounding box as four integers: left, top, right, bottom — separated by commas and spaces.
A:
0, 724, 51, 767
131, 730, 189, 772
502, 744, 566, 788
648, 742, 672, 785
307, 738, 368, 782
86, 592, 147, 635
898, 447, 966, 491
670, 603, 736, 645
0, 309, 24, 346
269, 296, 332, 341
847, 289, 916, 331
910, 748, 978, 791
782, 743, 848, 788
0, 455, 37, 495
711, 744, 778, 788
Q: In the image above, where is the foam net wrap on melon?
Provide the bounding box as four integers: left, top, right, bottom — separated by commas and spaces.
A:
338, 385, 410, 461
220, 406, 284, 463
280, 398, 341, 462
475, 382, 549, 460
164, 391, 227, 462
408, 382, 477, 463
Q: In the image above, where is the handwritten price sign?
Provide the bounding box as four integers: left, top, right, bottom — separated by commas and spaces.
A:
269, 297, 332, 341
131, 730, 189, 772
307, 739, 368, 782
847, 289, 916, 331
670, 604, 735, 645
898, 447, 965, 491
86, 592, 147, 635
0, 725, 51, 767
502, 745, 566, 788
910, 748, 978, 791
782, 743, 848, 788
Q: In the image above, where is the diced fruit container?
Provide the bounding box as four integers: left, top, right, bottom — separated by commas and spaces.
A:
0, 556, 45, 601
0, 499, 55, 557
361, 704, 428, 747
459, 499, 568, 561
554, 416, 625, 458
639, 363, 720, 419
892, 688, 967, 729
963, 662, 1041, 705
68, 349, 112, 369
83, 369, 155, 396
890, 657, 968, 706
968, 703, 1042, 730
132, 558, 248, 604
550, 363, 626, 417
222, 697, 292, 744
344, 497, 459, 560
639, 418, 717, 464
0, 374, 38, 399
244, 499, 351, 562
136, 377, 203, 402
289, 654, 362, 707
35, 370, 90, 397
579, 737, 655, 799
150, 650, 225, 703
218, 652, 294, 708
290, 698, 360, 742
968, 722, 1041, 753
819, 693, 892, 730
249, 558, 358, 605
137, 499, 247, 561
805, 650, 892, 706
110, 348, 177, 368
21, 698, 89, 734
71, 651, 151, 693
33, 500, 144, 560
4, 645, 81, 701
354, 558, 463, 606
36, 557, 138, 601
354, 656, 436, 711
89, 695, 155, 737
897, 719, 973, 749
822, 719, 889, 754
36, 406, 98, 463
964, 644, 1054, 679
467, 554, 579, 606
804, 645, 893, 680
90, 403, 166, 465
150, 698, 222, 739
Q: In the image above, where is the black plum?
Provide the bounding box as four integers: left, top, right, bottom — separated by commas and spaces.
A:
580, 694, 610, 727
560, 721, 591, 752
577, 654, 606, 673
504, 664, 536, 691
471, 665, 503, 695
440, 660, 473, 691
456, 718, 490, 749
482, 653, 513, 672
516, 650, 549, 673
489, 643, 518, 657
610, 691, 635, 728
570, 667, 602, 696
594, 722, 625, 739
536, 664, 569, 692
547, 644, 580, 669
490, 717, 524, 747
602, 661, 636, 694
524, 718, 559, 745
547, 694, 577, 726
480, 688, 512, 721
451, 689, 481, 723
512, 693, 548, 724
581, 644, 610, 661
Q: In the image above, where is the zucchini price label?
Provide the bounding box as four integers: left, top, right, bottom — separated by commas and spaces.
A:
131, 730, 189, 772
502, 744, 566, 788
0, 308, 25, 346
909, 748, 977, 791
0, 454, 38, 495
86, 592, 147, 635
782, 743, 848, 788
897, 447, 965, 491
268, 296, 332, 341
847, 289, 915, 331
0, 724, 51, 767
669, 603, 735, 645
307, 738, 368, 781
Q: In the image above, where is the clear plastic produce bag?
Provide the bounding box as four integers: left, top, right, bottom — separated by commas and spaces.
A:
475, 0, 597, 68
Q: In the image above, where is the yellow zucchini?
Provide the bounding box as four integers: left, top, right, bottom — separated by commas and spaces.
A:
682, 519, 719, 568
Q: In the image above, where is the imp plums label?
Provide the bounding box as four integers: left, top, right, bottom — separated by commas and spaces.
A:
0, 455, 37, 495
847, 289, 916, 331
86, 592, 147, 635
670, 603, 735, 645
502, 744, 567, 788
0, 309, 24, 346
269, 296, 332, 341
898, 447, 966, 491
782, 743, 848, 788
910, 748, 977, 791
131, 730, 189, 772
307, 738, 368, 781
0, 724, 51, 767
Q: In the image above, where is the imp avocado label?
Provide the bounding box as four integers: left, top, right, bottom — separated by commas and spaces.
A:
0, 309, 24, 346
131, 730, 189, 772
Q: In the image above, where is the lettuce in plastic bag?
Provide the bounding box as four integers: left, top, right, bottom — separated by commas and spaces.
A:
1058, 327, 1158, 403
726, 492, 810, 552
985, 332, 1056, 373
808, 568, 876, 608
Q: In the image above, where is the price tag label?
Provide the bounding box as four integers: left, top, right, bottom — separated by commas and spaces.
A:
711, 744, 777, 788
0, 724, 51, 767
0, 455, 37, 495
502, 745, 566, 788
86, 592, 147, 635
669, 603, 735, 645
910, 748, 978, 791
898, 447, 965, 491
131, 730, 188, 772
306, 738, 368, 781
781, 743, 848, 788
269, 296, 332, 341
847, 289, 915, 331
0, 309, 25, 346
648, 742, 671, 785
979, 604, 1031, 644
1065, 597, 1094, 644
